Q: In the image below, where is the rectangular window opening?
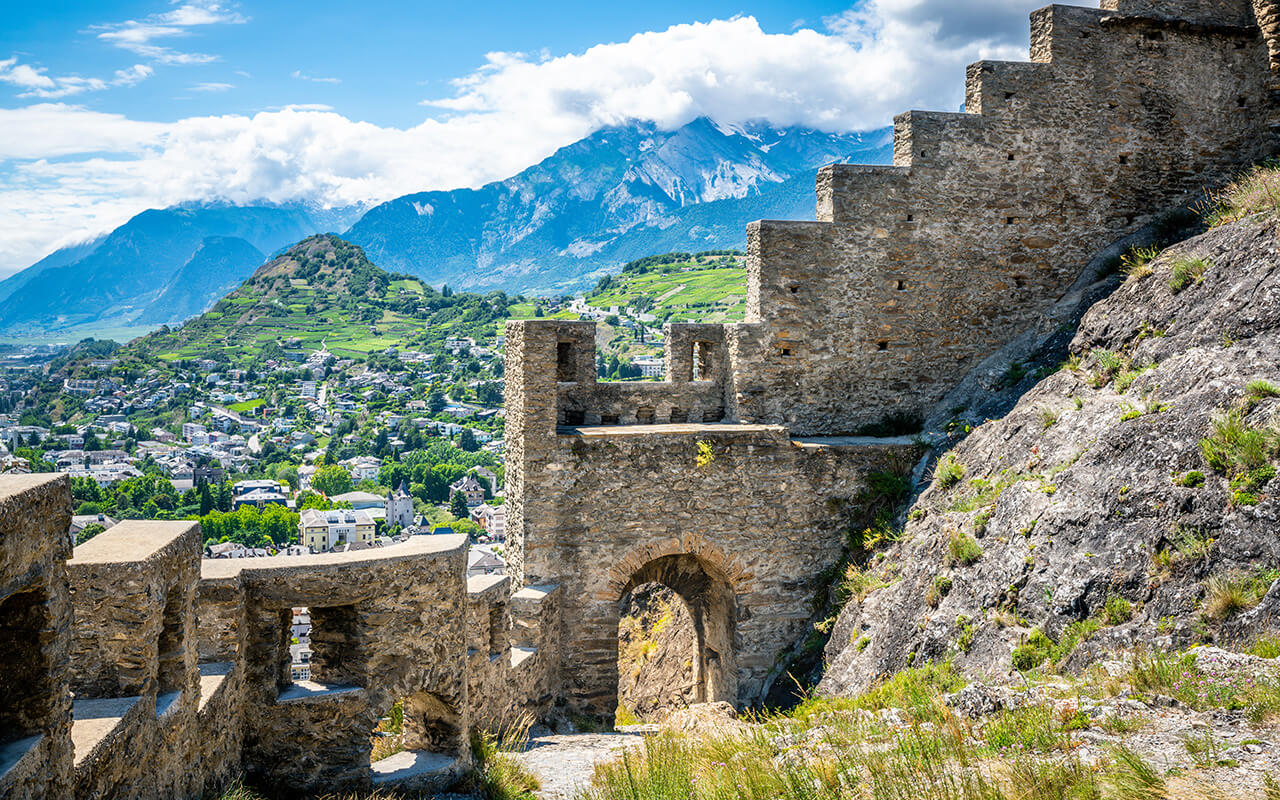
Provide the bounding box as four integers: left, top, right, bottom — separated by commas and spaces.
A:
1118, 154, 1129, 165
556, 341, 576, 383
285, 604, 360, 688
669, 407, 688, 424
693, 341, 715, 381
157, 585, 185, 695
895, 280, 907, 291
0, 588, 51, 744
488, 604, 505, 658
1006, 217, 1017, 226
876, 340, 890, 352
636, 406, 656, 425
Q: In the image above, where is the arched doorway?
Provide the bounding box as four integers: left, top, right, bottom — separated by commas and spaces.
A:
614, 553, 737, 720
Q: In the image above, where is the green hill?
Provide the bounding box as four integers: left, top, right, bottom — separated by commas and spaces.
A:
585, 250, 747, 324
127, 235, 512, 365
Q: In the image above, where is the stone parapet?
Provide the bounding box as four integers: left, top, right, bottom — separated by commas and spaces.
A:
0, 475, 73, 800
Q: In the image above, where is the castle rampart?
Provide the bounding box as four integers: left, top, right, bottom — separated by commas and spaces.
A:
503, 0, 1280, 719
0, 475, 561, 799
6, 0, 1280, 795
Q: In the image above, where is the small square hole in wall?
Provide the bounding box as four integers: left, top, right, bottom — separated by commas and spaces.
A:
788, 285, 800, 295
1118, 155, 1129, 165
1006, 216, 1017, 225
1007, 153, 1015, 161
780, 347, 792, 357
894, 280, 907, 291
1081, 31, 1091, 39
1004, 92, 1015, 101
919, 150, 928, 159
1238, 96, 1248, 108
906, 214, 914, 222
876, 340, 890, 352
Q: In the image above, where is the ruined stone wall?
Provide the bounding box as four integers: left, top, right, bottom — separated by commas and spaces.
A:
501, 352, 920, 716
466, 576, 562, 731
0, 474, 565, 800
202, 539, 471, 795
67, 520, 202, 800
0, 475, 73, 800
728, 1, 1278, 435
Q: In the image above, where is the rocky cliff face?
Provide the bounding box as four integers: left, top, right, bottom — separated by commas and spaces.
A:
820, 214, 1280, 695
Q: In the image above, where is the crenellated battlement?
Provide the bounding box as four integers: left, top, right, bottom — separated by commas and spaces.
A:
0, 475, 562, 799
6, 1, 1280, 796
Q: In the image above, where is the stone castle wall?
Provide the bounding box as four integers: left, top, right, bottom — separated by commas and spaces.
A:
732, 3, 1278, 435
0, 475, 562, 799
6, 0, 1280, 795
502, 0, 1280, 719
504, 323, 921, 713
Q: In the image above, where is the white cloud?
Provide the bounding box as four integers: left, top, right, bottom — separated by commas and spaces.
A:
92, 0, 246, 65
191, 81, 234, 92
292, 70, 341, 84
0, 0, 1097, 277
0, 57, 153, 99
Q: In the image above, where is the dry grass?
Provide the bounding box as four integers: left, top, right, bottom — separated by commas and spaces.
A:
1203, 161, 1280, 228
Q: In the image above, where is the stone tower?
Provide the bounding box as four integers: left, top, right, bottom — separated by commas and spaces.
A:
387, 481, 415, 529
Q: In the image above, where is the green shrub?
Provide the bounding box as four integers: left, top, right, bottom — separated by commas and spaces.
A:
935, 453, 965, 489
1103, 595, 1134, 625
1248, 379, 1280, 400
1200, 407, 1277, 476
1012, 629, 1055, 671
1175, 470, 1205, 488
947, 529, 983, 567
1169, 256, 1210, 293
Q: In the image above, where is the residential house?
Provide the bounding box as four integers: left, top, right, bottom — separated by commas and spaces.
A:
297, 508, 376, 552
449, 475, 485, 507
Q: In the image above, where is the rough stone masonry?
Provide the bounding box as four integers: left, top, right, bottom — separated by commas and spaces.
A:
4, 0, 1280, 796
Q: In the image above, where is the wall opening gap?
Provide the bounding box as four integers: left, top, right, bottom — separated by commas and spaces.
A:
556, 341, 576, 383
636, 406, 656, 425
156, 585, 185, 695
693, 341, 715, 381
0, 588, 51, 746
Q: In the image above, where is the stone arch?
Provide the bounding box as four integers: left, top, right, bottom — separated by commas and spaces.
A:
612, 552, 739, 711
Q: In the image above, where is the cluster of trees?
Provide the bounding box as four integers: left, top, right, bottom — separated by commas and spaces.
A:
197, 504, 298, 548
376, 442, 497, 506
72, 473, 187, 518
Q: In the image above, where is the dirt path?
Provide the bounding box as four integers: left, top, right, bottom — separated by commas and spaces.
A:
514, 731, 645, 799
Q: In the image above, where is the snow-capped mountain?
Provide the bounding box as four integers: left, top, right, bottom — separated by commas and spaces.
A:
344, 117, 893, 293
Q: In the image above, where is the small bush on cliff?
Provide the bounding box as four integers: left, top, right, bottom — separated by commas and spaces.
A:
1169, 256, 1210, 293
1103, 595, 1135, 625
1200, 407, 1278, 477
1120, 245, 1160, 280
1012, 630, 1055, 671
935, 453, 965, 489
947, 529, 983, 567
1203, 568, 1279, 621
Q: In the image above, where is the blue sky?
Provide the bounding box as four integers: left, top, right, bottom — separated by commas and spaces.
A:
2, 1, 861, 128
0, 0, 1067, 277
